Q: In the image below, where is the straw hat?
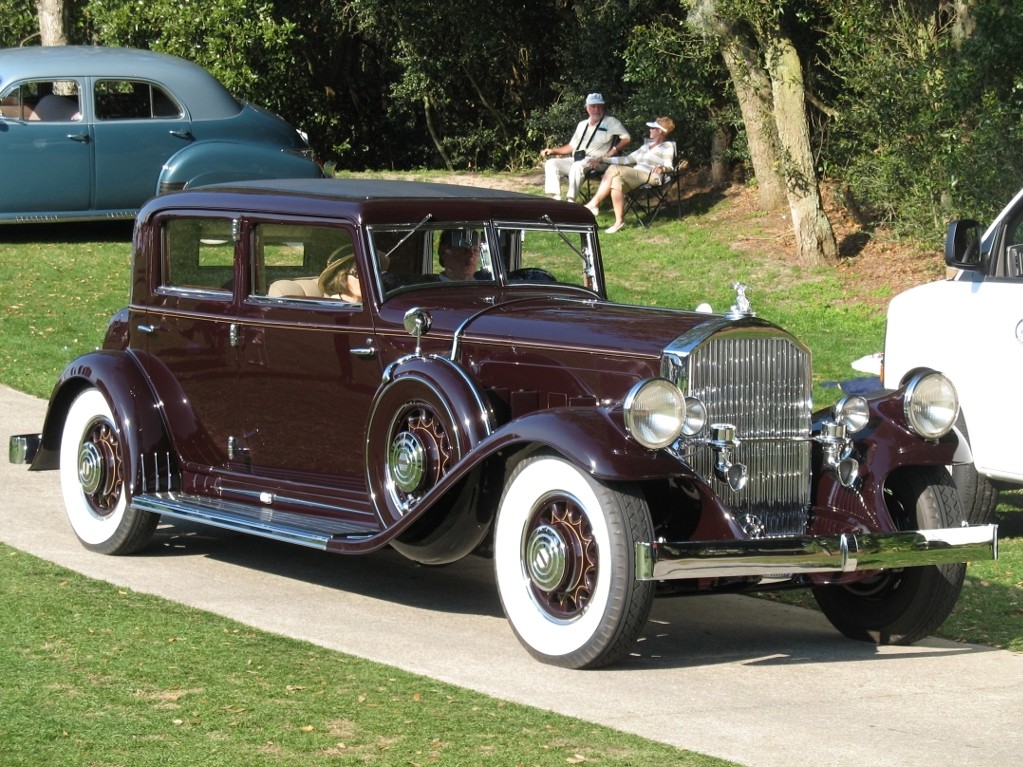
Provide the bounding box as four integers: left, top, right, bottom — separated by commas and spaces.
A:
317, 247, 357, 295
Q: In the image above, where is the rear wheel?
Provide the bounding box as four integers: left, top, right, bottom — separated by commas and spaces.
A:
812, 467, 966, 644
59, 388, 157, 554
493, 452, 654, 668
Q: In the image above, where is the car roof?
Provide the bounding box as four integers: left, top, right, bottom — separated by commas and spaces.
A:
143, 178, 597, 226
0, 45, 241, 118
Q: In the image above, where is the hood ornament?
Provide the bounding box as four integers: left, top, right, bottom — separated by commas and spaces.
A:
728, 282, 755, 318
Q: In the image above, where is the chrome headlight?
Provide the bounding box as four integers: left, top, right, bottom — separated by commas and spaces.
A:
833, 395, 870, 434
904, 371, 959, 439
624, 378, 685, 449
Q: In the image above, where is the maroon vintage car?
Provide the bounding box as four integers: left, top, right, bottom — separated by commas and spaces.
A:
10, 179, 996, 668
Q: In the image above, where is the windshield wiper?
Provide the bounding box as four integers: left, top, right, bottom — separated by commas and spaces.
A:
380, 214, 433, 263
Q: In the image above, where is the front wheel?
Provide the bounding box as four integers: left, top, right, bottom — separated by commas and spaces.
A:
812, 467, 966, 645
493, 452, 654, 669
950, 413, 1000, 525
59, 388, 158, 554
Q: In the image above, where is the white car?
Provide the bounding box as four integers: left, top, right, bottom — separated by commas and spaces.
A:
884, 187, 1023, 523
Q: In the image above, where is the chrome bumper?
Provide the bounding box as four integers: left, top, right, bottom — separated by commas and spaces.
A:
636, 524, 998, 581
9, 434, 41, 465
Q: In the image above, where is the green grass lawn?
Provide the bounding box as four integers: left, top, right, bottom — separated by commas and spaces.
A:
1, 180, 1019, 766
0, 545, 736, 767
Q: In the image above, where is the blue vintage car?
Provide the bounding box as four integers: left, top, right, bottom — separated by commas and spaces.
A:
0, 45, 322, 223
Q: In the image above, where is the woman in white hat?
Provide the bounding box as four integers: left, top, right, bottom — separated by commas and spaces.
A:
583, 116, 676, 233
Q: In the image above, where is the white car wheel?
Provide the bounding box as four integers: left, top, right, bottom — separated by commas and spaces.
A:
494, 452, 653, 668
59, 388, 156, 554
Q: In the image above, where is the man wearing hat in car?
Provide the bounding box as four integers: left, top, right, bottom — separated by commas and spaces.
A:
540, 93, 630, 203
438, 229, 485, 281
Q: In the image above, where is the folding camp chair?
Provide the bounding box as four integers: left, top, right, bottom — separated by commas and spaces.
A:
623, 147, 685, 228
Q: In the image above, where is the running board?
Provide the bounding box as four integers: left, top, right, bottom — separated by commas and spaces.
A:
131, 491, 380, 550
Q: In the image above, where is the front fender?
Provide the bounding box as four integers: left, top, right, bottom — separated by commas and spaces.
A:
32, 351, 174, 495
159, 141, 322, 191
473, 407, 685, 481
810, 387, 962, 535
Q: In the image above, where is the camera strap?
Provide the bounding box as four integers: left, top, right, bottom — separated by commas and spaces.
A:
577, 118, 604, 152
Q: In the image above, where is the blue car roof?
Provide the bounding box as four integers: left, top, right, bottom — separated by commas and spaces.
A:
0, 45, 241, 118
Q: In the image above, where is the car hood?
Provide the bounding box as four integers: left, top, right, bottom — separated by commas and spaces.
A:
457, 296, 718, 360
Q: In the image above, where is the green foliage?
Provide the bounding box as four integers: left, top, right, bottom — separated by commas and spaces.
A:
9, 0, 1023, 245
826, 0, 1023, 241
621, 14, 735, 166
0, 0, 38, 48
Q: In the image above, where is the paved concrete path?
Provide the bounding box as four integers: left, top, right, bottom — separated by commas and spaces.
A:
3, 384, 1021, 767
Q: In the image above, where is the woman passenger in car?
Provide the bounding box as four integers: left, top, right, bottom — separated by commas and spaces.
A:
317, 252, 362, 303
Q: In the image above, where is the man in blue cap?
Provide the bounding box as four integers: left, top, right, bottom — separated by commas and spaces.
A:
540, 93, 630, 203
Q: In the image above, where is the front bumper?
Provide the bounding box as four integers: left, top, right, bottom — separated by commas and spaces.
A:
636, 524, 998, 581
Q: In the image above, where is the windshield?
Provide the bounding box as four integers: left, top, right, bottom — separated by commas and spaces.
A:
367, 221, 600, 298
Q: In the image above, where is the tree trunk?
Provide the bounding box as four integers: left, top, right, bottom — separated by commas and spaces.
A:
718, 38, 786, 209
709, 112, 730, 185
688, 2, 786, 209
35, 0, 68, 46
764, 35, 837, 268
422, 94, 453, 170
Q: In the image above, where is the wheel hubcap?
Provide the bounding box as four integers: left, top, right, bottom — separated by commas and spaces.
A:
389, 432, 426, 493
525, 524, 569, 592
77, 420, 122, 515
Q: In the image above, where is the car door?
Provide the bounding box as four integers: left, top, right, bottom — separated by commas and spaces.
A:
962, 208, 1023, 481
227, 220, 384, 512
90, 78, 192, 210
0, 78, 92, 213
138, 214, 241, 471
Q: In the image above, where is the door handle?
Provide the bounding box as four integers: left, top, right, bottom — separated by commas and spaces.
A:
169, 129, 194, 140
351, 341, 377, 359
67, 132, 90, 143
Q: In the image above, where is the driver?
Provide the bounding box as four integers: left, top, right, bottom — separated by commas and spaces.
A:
438, 230, 487, 281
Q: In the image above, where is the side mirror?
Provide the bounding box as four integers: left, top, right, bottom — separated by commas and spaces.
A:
403, 307, 432, 356
945, 219, 984, 271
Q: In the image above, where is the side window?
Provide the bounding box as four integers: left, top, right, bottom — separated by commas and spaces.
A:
999, 213, 1023, 279
95, 79, 182, 120
254, 223, 357, 303
0, 80, 80, 121
162, 218, 236, 295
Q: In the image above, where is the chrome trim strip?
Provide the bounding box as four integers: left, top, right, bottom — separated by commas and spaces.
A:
635, 524, 999, 581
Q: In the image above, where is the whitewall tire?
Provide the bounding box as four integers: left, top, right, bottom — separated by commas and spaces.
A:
59, 388, 157, 554
494, 452, 654, 668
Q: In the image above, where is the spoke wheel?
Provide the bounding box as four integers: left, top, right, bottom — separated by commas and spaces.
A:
523, 496, 598, 620
60, 388, 157, 554
494, 452, 653, 669
387, 403, 454, 509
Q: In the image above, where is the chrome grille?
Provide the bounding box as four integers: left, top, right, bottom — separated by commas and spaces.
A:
672, 327, 813, 537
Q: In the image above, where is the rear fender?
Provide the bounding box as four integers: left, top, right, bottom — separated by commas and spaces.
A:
32, 351, 174, 496
159, 141, 322, 191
